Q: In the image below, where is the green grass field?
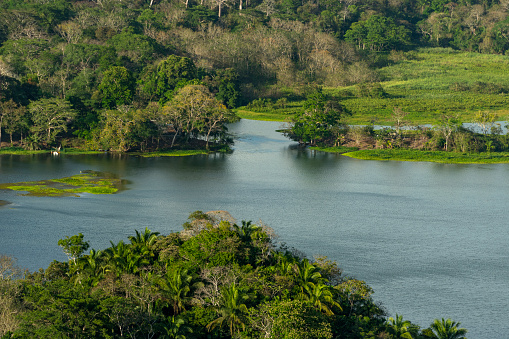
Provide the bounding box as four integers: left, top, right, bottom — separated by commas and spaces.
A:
238, 48, 509, 124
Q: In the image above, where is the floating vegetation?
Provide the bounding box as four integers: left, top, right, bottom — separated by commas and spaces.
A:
0, 170, 127, 197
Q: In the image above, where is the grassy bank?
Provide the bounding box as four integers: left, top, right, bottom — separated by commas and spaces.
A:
0, 147, 219, 157
237, 48, 509, 124
0, 170, 126, 197
310, 146, 359, 153
138, 149, 209, 157
234, 109, 294, 121
0, 147, 105, 155
342, 149, 509, 163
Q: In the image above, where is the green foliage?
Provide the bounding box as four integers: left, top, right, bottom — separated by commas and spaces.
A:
357, 82, 387, 98
386, 314, 420, 339
154, 55, 198, 104
97, 66, 135, 109
428, 318, 467, 339
4, 210, 468, 338
287, 88, 350, 145
107, 27, 160, 65
58, 233, 90, 265
207, 282, 250, 336
345, 15, 411, 51
28, 98, 77, 147
253, 299, 334, 339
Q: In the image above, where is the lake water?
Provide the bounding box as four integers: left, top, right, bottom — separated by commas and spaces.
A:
1, 119, 508, 337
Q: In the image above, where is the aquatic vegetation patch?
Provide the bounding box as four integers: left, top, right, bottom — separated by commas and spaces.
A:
0, 170, 126, 197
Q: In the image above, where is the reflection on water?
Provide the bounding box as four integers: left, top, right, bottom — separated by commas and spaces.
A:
1, 119, 508, 337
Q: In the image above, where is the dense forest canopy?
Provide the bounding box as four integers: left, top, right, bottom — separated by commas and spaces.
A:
0, 211, 468, 338
1, 0, 509, 151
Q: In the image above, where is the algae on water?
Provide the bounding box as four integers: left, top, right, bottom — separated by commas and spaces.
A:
0, 170, 127, 197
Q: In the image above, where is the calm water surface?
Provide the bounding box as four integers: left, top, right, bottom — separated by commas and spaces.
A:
1, 119, 508, 337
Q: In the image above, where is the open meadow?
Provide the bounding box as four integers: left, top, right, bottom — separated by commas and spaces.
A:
236, 48, 509, 125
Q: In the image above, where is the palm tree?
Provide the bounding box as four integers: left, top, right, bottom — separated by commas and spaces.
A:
161, 315, 192, 339
294, 259, 323, 294
428, 318, 467, 339
233, 221, 261, 242
386, 314, 417, 339
301, 282, 341, 316
157, 267, 193, 315
74, 249, 105, 285
104, 240, 130, 276
206, 282, 249, 337
129, 227, 160, 249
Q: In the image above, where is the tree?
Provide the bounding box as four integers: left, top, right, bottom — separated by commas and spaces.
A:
287, 88, 349, 146
129, 228, 160, 251
386, 314, 419, 339
392, 106, 410, 135
97, 105, 150, 152
473, 110, 496, 135
206, 282, 250, 336
58, 233, 90, 265
163, 85, 234, 148
427, 318, 467, 339
153, 55, 198, 105
28, 98, 77, 146
434, 114, 461, 151
249, 299, 333, 339
157, 268, 193, 315
2, 102, 28, 147
301, 282, 341, 316
107, 27, 159, 65
97, 66, 135, 109
345, 15, 411, 51
75, 249, 105, 286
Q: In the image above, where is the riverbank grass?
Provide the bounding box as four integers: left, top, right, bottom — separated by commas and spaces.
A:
310, 146, 359, 153
0, 170, 126, 197
0, 147, 105, 155
138, 149, 209, 157
234, 109, 293, 121
342, 149, 509, 163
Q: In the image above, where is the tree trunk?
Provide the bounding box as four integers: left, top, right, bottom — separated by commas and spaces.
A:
170, 128, 180, 148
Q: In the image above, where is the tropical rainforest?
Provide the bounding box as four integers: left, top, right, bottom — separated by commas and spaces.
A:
0, 211, 468, 338
1, 0, 509, 153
